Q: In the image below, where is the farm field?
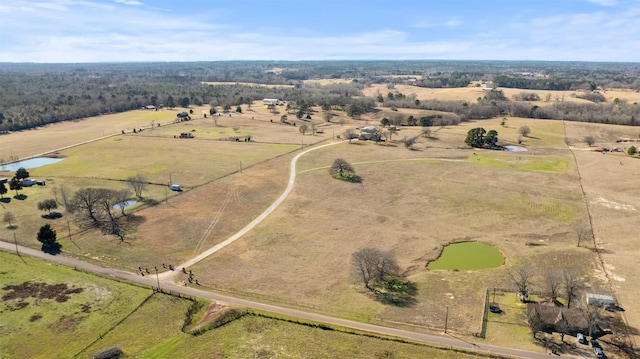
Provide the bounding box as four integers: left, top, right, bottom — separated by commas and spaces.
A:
188, 130, 596, 341
363, 83, 640, 108
1, 83, 640, 358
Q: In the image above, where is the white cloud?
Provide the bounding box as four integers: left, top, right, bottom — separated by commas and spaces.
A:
584, 0, 617, 6
115, 0, 143, 5
413, 17, 463, 29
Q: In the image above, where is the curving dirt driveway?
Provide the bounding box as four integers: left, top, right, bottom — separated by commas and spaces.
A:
161, 140, 344, 279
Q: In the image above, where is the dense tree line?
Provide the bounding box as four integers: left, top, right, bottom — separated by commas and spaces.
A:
1, 61, 639, 131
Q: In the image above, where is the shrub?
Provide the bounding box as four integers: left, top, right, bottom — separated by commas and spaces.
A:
628, 146, 637, 156
93, 347, 123, 359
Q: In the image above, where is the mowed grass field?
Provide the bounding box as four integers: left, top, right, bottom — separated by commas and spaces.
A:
0, 251, 151, 359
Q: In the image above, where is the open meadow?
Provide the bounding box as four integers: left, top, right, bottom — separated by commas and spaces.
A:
0, 251, 152, 359
2, 83, 640, 358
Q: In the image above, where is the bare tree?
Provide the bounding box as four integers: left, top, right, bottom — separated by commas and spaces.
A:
96, 188, 125, 241
543, 269, 563, 302
343, 128, 356, 143
526, 306, 545, 339
351, 248, 399, 291
518, 126, 531, 137
402, 136, 417, 149
421, 128, 431, 138
52, 185, 76, 212
509, 265, 535, 302
575, 224, 592, 247
299, 124, 308, 135
387, 127, 398, 141
3, 212, 15, 228
584, 135, 596, 147
562, 268, 584, 308
74, 188, 103, 224
115, 189, 131, 216
126, 174, 148, 199
583, 303, 605, 338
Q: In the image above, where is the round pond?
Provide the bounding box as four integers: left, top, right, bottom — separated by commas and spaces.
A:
427, 242, 503, 270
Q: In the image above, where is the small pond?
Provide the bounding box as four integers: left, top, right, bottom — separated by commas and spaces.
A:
504, 145, 528, 152
0, 157, 65, 172
427, 242, 503, 270
113, 200, 138, 210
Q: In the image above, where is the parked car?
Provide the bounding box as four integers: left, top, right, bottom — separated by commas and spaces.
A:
577, 333, 587, 344
594, 347, 604, 358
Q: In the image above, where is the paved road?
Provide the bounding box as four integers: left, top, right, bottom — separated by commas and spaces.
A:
0, 241, 557, 359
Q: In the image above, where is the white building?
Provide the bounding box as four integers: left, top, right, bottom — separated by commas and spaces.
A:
263, 98, 281, 105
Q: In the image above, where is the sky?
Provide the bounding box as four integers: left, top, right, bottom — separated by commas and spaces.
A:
0, 0, 639, 63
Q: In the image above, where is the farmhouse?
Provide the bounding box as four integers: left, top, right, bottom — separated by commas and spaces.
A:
359, 126, 381, 141
263, 98, 281, 106
527, 303, 594, 335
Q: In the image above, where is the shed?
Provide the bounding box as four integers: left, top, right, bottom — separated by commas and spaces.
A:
586, 293, 615, 307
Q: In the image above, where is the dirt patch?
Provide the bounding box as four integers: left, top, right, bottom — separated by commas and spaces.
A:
2, 282, 84, 305
190, 302, 227, 332
48, 314, 84, 333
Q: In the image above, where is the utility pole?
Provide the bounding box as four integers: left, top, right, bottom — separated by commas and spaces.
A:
155, 266, 160, 290
13, 233, 19, 256
444, 306, 449, 334
240, 160, 242, 174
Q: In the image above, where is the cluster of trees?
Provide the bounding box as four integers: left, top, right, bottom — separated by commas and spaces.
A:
493, 75, 590, 91
45, 176, 148, 241
465, 128, 499, 148
0, 167, 31, 197
351, 248, 418, 306
329, 158, 360, 182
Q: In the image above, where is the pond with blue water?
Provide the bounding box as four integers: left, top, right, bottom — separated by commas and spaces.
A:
0, 157, 65, 172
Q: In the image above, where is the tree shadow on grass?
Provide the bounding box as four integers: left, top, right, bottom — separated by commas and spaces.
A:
0, 198, 10, 203
41, 242, 62, 255
13, 194, 27, 200
41, 212, 62, 220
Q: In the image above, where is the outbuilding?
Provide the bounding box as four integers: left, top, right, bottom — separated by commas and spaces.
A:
169, 184, 182, 191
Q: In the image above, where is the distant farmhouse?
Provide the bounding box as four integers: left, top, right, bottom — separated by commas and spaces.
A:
263, 98, 281, 106
359, 126, 381, 141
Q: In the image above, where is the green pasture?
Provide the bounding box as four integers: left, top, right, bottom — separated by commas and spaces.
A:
0, 251, 151, 359
32, 136, 298, 187
79, 296, 485, 359
427, 242, 504, 270
138, 117, 262, 140
470, 152, 570, 173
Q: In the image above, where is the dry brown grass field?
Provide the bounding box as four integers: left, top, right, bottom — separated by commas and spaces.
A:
2, 85, 640, 358
363, 83, 640, 108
